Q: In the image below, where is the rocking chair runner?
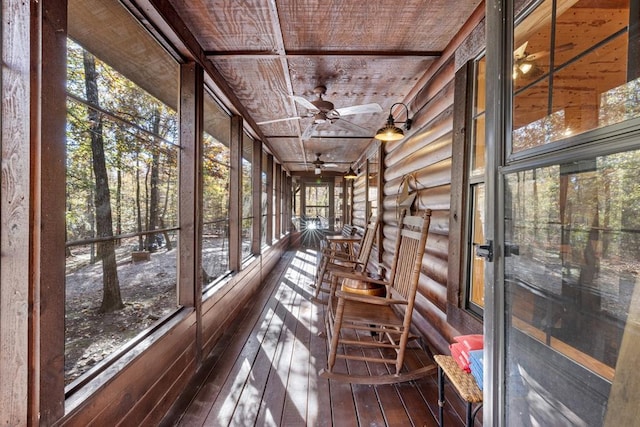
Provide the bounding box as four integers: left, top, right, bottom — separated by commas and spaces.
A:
320, 209, 435, 384
311, 217, 379, 304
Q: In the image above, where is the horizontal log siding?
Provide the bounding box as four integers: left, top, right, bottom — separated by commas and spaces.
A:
352, 175, 368, 228
382, 54, 471, 353
380, 1, 486, 352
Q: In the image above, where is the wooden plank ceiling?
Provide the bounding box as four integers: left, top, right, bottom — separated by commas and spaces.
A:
70, 0, 483, 173
168, 0, 482, 173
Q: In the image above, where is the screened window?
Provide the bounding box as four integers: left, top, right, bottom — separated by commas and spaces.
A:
504, 150, 640, 424
65, 32, 179, 385
201, 89, 230, 288
368, 152, 379, 220
241, 133, 253, 259
334, 177, 345, 231
305, 184, 330, 229
261, 151, 268, 247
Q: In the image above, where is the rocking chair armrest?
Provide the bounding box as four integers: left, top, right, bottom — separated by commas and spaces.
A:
330, 269, 388, 286
326, 259, 361, 271
335, 290, 408, 306
325, 250, 357, 262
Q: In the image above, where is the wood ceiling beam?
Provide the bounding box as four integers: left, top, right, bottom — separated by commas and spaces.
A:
266, 0, 307, 167
205, 49, 442, 59
265, 135, 373, 139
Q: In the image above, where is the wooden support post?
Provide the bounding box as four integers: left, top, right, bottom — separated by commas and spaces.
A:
266, 154, 274, 246
251, 139, 262, 255
229, 116, 242, 271
31, 0, 68, 423
274, 163, 282, 238
178, 62, 203, 308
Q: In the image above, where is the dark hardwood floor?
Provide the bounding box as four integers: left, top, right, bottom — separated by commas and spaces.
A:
168, 248, 478, 427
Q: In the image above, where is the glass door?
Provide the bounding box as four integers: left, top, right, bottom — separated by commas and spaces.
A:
487, 0, 640, 425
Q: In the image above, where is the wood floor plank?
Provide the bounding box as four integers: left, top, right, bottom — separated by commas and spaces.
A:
202, 256, 295, 426
177, 254, 293, 425
255, 252, 308, 426
344, 330, 387, 426
327, 353, 359, 427
282, 248, 318, 426
357, 331, 414, 427
173, 249, 475, 427
306, 294, 331, 427
228, 274, 298, 425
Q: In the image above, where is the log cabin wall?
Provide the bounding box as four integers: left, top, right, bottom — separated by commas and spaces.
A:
381, 4, 486, 355
351, 172, 368, 229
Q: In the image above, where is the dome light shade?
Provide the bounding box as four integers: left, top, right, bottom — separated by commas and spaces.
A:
344, 166, 357, 179
374, 103, 412, 142
375, 123, 405, 141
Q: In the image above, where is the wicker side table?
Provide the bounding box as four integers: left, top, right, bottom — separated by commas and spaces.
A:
433, 355, 483, 427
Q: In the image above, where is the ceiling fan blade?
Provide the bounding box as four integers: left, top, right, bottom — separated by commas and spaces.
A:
324, 163, 339, 168
514, 41, 529, 59
257, 116, 303, 125
526, 50, 550, 61
334, 118, 372, 135
301, 122, 317, 141
332, 102, 382, 117
291, 95, 320, 112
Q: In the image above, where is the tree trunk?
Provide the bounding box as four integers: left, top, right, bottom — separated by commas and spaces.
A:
146, 110, 161, 251
83, 51, 123, 313
116, 146, 122, 246
161, 166, 173, 250
136, 153, 144, 251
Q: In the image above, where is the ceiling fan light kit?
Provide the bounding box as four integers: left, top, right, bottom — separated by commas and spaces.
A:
375, 102, 412, 142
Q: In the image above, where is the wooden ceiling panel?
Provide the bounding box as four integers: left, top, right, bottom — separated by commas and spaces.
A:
212, 57, 293, 125
167, 0, 279, 51
276, 0, 482, 51
278, 137, 373, 173
287, 55, 435, 110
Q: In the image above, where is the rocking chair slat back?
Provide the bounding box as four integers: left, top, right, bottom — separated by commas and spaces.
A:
356, 218, 378, 267
387, 212, 431, 299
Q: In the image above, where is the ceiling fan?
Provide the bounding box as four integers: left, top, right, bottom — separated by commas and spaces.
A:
513, 41, 547, 80
257, 85, 382, 140
287, 153, 346, 174
310, 152, 339, 174
513, 41, 574, 80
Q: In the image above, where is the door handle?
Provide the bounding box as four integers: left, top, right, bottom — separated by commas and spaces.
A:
505, 242, 519, 256
476, 240, 493, 262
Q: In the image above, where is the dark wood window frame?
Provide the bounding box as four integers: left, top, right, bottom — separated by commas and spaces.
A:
447, 59, 483, 335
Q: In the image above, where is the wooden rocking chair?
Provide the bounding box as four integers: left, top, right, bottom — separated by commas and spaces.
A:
311, 217, 379, 304
320, 209, 435, 384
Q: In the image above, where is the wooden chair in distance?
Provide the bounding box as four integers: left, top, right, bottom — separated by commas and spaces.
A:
320, 209, 435, 384
311, 217, 379, 304
316, 223, 358, 273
